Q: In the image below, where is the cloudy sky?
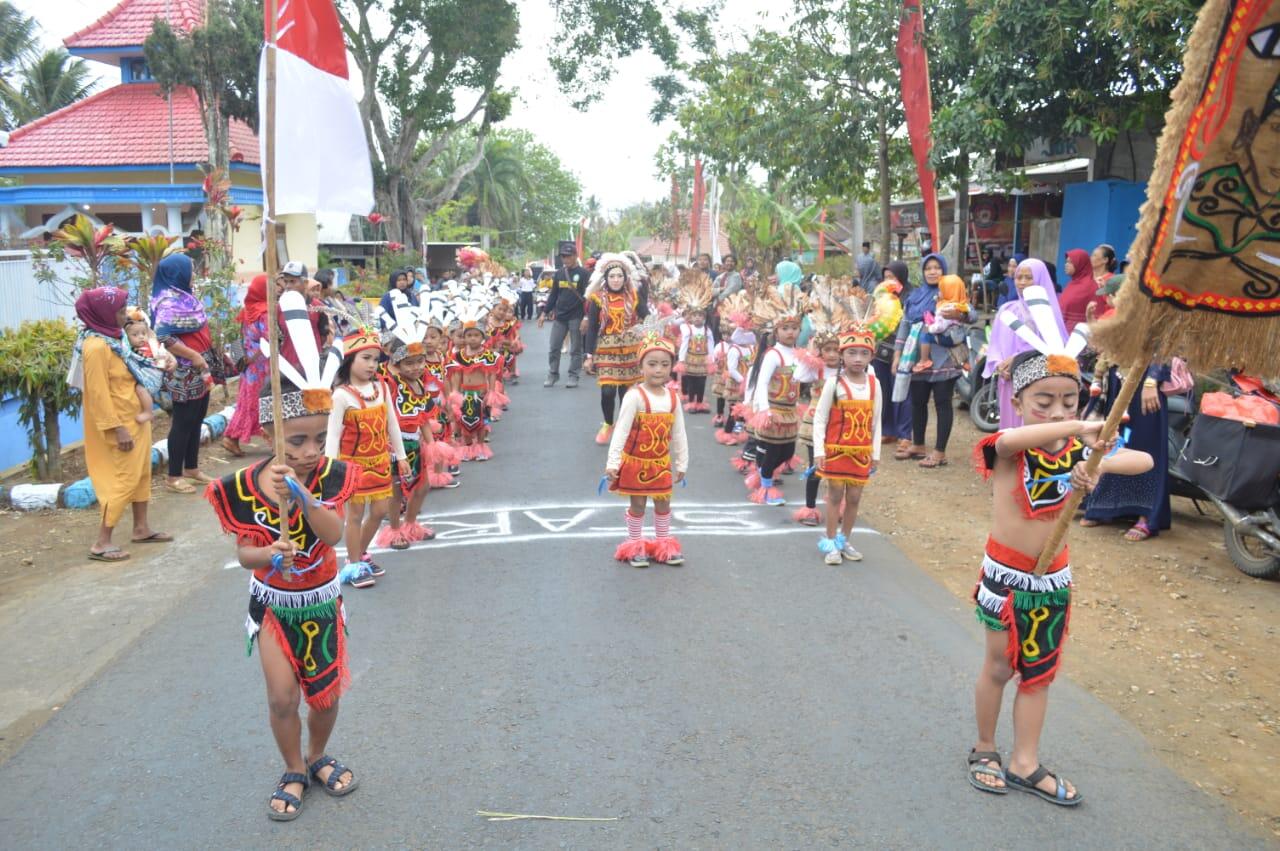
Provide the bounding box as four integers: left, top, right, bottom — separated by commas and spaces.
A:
18, 0, 781, 216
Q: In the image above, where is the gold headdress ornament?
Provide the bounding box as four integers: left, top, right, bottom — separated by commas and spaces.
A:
751, 284, 805, 330
839, 325, 877, 352
720, 290, 755, 330
635, 311, 681, 362
805, 275, 864, 346
261, 290, 342, 424
676, 268, 714, 312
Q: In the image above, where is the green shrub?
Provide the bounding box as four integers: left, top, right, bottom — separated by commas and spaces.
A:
0, 319, 81, 480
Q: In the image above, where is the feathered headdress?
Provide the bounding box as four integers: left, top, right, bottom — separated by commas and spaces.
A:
676, 268, 713, 313
1002, 285, 1091, 395
260, 290, 342, 424
586, 252, 635, 297
455, 296, 490, 331
634, 311, 681, 362
381, 303, 429, 363
751, 284, 805, 330
720, 290, 754, 330
805, 276, 862, 346
456, 246, 489, 270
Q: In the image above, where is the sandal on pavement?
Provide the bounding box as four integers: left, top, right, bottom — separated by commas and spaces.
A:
267, 772, 310, 821
918, 453, 949, 469
163, 479, 197, 494
1005, 765, 1082, 807
893, 440, 915, 460
221, 437, 245, 457
88, 547, 130, 562
184, 471, 215, 484
131, 531, 173, 544
1079, 518, 1101, 528
308, 755, 359, 797
967, 750, 1008, 795
1124, 520, 1152, 542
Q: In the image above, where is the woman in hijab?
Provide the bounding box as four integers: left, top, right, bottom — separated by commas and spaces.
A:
222, 274, 271, 456
996, 253, 1026, 308
1057, 248, 1105, 329
983, 258, 1067, 428
379, 266, 419, 323
150, 253, 213, 493
891, 253, 974, 467
77, 287, 171, 561
873, 261, 914, 450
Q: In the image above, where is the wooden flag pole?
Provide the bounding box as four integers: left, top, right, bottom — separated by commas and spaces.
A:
264, 0, 287, 537
1033, 356, 1150, 574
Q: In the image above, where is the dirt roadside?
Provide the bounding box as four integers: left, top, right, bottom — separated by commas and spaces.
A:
871, 413, 1279, 838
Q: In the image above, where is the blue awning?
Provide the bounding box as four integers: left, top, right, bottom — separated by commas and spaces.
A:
0, 183, 263, 207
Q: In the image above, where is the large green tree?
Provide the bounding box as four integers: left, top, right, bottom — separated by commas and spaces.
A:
144, 0, 260, 170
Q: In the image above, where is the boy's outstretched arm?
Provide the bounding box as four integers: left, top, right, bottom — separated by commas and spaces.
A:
1097, 447, 1155, 477
995, 420, 1100, 457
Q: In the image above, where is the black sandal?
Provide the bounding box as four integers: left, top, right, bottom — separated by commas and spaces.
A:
966, 749, 1008, 794
308, 755, 359, 797
267, 772, 310, 821
1006, 764, 1082, 806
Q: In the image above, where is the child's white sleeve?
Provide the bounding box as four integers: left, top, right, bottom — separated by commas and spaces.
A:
671, 394, 689, 474
606, 389, 639, 471
871, 377, 884, 462
811, 376, 837, 458
751, 349, 778, 413
678, 326, 690, 363
727, 347, 743, 382
324, 391, 349, 458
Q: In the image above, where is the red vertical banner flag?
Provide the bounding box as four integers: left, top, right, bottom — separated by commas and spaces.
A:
896, 0, 940, 244
576, 217, 586, 261
690, 159, 706, 256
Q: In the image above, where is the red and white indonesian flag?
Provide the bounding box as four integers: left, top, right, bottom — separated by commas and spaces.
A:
260, 0, 374, 215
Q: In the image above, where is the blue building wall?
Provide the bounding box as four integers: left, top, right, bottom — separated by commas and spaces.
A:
1058, 180, 1147, 277
0, 394, 85, 474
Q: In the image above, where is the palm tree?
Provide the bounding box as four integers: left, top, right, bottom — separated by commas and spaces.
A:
2, 48, 94, 128
0, 0, 39, 129
460, 136, 533, 249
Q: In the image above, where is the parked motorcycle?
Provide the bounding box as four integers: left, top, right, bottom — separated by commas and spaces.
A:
1170, 376, 1280, 580
955, 324, 999, 433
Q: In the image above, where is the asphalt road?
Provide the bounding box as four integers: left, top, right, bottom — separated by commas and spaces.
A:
0, 325, 1268, 849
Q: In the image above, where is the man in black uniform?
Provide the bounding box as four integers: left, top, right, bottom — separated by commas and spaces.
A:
538, 241, 590, 388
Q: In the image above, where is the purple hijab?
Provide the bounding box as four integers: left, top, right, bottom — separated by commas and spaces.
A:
984, 258, 1066, 378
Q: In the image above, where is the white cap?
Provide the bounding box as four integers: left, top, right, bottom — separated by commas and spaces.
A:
281, 260, 308, 278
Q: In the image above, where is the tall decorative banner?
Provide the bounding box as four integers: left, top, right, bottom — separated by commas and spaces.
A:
708, 174, 723, 264
671, 173, 682, 258
1097, 0, 1280, 372
576, 216, 586, 261
895, 0, 940, 244
261, 0, 374, 215
690, 159, 706, 257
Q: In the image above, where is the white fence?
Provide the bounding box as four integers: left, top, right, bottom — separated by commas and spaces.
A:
0, 250, 78, 330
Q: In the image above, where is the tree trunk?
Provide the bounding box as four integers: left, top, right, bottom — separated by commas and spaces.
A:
878, 103, 892, 268
200, 86, 230, 274
43, 398, 61, 481
28, 395, 49, 480
850, 198, 863, 277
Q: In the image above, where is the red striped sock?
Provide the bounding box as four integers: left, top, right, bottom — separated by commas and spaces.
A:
654, 510, 671, 538
626, 510, 644, 541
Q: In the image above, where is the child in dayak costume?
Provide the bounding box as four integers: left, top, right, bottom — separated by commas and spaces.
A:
711, 318, 733, 426
421, 299, 460, 488
205, 295, 361, 821
966, 289, 1152, 807
585, 253, 649, 445
326, 326, 409, 589
812, 326, 882, 563
488, 289, 524, 386
674, 268, 713, 413
373, 304, 456, 550
716, 294, 756, 447
793, 329, 842, 526
744, 290, 819, 505
605, 329, 689, 568
447, 299, 500, 461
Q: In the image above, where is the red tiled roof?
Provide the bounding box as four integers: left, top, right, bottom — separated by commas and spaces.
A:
65, 0, 204, 50
0, 83, 259, 169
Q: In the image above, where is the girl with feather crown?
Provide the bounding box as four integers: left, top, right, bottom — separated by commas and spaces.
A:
324, 303, 410, 590
205, 290, 363, 819
674, 268, 714, 413
447, 295, 502, 461
584, 252, 650, 445
966, 289, 1152, 806
604, 320, 689, 568
372, 302, 459, 552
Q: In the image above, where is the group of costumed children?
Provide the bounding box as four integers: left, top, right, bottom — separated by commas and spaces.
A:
203, 270, 525, 819
594, 263, 1155, 806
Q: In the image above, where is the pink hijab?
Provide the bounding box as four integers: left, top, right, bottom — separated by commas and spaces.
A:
983, 259, 1067, 377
